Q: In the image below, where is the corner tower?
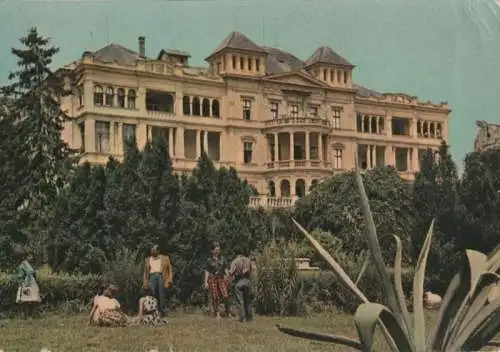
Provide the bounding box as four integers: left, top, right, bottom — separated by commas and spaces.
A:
205, 31, 267, 77
304, 46, 354, 88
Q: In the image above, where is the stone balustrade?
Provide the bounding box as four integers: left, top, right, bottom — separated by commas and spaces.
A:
248, 195, 297, 209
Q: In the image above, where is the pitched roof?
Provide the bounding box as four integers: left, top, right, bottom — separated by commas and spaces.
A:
206, 31, 266, 60
261, 46, 304, 74
353, 84, 382, 97
93, 43, 144, 66
158, 48, 191, 59
304, 46, 353, 67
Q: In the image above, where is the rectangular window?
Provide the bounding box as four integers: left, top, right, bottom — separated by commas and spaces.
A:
232, 55, 236, 69
95, 121, 110, 153
240, 57, 244, 70
333, 149, 343, 169
308, 106, 318, 118
247, 58, 252, 71
243, 99, 252, 120
123, 123, 136, 149
78, 122, 85, 151
270, 102, 279, 119
77, 86, 84, 107
216, 62, 221, 74
332, 108, 341, 130
243, 142, 253, 164
256, 58, 260, 71
290, 104, 299, 118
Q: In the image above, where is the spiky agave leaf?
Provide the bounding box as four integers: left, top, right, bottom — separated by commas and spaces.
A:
426, 249, 500, 351
292, 218, 368, 302
286, 220, 399, 352
412, 220, 435, 351
355, 252, 371, 286
354, 153, 410, 337
392, 235, 412, 334
354, 303, 413, 352
276, 325, 363, 350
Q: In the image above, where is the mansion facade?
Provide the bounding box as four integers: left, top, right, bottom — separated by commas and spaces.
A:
59, 31, 450, 208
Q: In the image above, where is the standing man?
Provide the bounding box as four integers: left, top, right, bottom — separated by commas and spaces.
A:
204, 242, 230, 319
143, 245, 172, 317
229, 252, 253, 323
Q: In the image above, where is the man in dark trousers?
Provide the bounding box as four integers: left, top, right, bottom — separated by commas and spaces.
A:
229, 253, 253, 322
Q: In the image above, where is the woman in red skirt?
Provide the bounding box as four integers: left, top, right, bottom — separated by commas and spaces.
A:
204, 242, 229, 318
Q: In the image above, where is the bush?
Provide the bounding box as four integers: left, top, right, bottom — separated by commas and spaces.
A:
253, 239, 300, 316
252, 234, 415, 316
0, 271, 101, 316
101, 248, 144, 313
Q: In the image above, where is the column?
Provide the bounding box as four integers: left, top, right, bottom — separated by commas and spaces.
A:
84, 118, 95, 153
305, 132, 310, 161
109, 122, 115, 153
175, 92, 183, 118
147, 125, 152, 142
318, 134, 323, 162
208, 99, 212, 117
274, 133, 279, 162
371, 145, 376, 168
175, 127, 185, 158
117, 122, 123, 154
384, 145, 392, 167
195, 129, 201, 158
136, 123, 147, 149
413, 147, 419, 171
366, 145, 371, 169
412, 117, 418, 138
406, 148, 411, 172
289, 132, 295, 161
203, 130, 209, 156
168, 127, 174, 157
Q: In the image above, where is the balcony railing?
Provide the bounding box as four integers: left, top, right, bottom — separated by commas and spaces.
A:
146, 110, 175, 119
264, 115, 331, 128
249, 196, 297, 209
266, 160, 332, 169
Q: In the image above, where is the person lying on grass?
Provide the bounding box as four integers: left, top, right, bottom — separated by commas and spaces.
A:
88, 284, 128, 327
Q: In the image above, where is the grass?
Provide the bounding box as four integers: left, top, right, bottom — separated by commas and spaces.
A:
0, 311, 444, 352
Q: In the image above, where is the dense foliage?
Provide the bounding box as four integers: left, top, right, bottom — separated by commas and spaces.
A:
1, 27, 499, 316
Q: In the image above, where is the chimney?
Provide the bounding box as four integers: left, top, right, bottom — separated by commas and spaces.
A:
138, 36, 145, 57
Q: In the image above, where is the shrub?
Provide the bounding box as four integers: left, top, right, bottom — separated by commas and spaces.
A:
253, 239, 300, 316
101, 248, 144, 313
0, 271, 101, 316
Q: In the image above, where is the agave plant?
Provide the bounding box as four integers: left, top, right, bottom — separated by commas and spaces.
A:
276, 158, 500, 352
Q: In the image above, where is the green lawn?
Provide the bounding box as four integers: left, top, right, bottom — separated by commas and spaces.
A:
0, 312, 358, 352
0, 311, 449, 352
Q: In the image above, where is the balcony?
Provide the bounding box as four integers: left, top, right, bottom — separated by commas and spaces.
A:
249, 196, 297, 209
266, 159, 332, 170
264, 115, 331, 131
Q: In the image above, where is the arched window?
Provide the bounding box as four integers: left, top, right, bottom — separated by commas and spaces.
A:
183, 96, 190, 115
202, 98, 210, 117
105, 87, 114, 106
127, 89, 136, 109
212, 99, 220, 118
117, 88, 125, 108
93, 85, 103, 106
192, 97, 201, 116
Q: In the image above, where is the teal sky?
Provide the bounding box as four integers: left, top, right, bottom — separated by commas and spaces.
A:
1, 0, 500, 172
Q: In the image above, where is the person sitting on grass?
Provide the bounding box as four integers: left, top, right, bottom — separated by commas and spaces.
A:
135, 285, 167, 327
88, 284, 129, 327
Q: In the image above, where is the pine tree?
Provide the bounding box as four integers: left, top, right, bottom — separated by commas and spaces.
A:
412, 141, 462, 293
1, 28, 78, 262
